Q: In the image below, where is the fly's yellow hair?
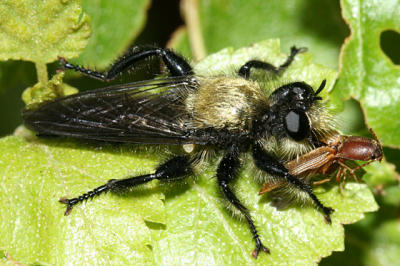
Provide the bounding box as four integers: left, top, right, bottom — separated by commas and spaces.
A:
185, 76, 268, 131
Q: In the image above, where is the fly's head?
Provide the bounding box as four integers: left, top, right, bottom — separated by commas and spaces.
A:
253, 80, 336, 159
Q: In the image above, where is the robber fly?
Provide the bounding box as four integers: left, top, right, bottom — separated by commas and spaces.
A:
259, 132, 383, 195
22, 46, 340, 258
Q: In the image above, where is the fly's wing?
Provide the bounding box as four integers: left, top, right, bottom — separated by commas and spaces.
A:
22, 77, 203, 145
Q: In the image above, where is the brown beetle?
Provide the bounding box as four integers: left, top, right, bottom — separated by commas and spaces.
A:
259, 130, 383, 194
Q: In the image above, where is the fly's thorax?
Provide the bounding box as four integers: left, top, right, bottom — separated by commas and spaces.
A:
185, 76, 268, 131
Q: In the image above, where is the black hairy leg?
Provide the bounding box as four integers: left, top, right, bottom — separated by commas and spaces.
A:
217, 145, 270, 258
59, 47, 193, 81
59, 156, 192, 215
252, 143, 334, 223
238, 46, 307, 79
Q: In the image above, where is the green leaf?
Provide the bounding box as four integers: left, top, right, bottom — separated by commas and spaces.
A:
177, 0, 348, 68
335, 0, 400, 147
193, 39, 337, 92
314, 2, 400, 264
73, 0, 151, 68
363, 161, 398, 187
357, 160, 400, 210
0, 0, 90, 64
321, 197, 400, 266
152, 175, 377, 265
0, 40, 378, 264
22, 72, 78, 106
364, 216, 400, 266
0, 136, 165, 264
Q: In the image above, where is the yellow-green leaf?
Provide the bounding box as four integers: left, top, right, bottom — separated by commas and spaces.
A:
22, 71, 78, 106
0, 0, 90, 64
0, 136, 165, 265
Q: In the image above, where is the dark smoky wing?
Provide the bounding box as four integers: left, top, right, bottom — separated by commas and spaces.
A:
22, 77, 202, 144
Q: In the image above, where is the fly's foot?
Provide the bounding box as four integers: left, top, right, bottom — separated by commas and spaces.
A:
59, 197, 79, 216
251, 238, 270, 258
58, 183, 111, 215
291, 46, 308, 55
323, 206, 335, 224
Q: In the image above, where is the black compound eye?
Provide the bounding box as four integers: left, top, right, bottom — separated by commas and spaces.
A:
284, 110, 310, 141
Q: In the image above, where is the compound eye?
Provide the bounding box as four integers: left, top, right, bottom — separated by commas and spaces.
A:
284, 110, 310, 141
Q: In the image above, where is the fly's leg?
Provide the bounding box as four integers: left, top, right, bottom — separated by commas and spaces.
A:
238, 46, 307, 79
59, 47, 193, 81
59, 156, 192, 215
252, 143, 334, 224
217, 145, 270, 258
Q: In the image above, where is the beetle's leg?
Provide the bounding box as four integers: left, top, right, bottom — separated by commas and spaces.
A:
335, 161, 361, 194
59, 156, 192, 215
252, 142, 334, 224
59, 47, 193, 81
347, 159, 379, 174
312, 178, 332, 186
337, 161, 359, 183
335, 164, 345, 183
238, 46, 307, 79
259, 180, 285, 194
333, 166, 347, 194
217, 145, 270, 258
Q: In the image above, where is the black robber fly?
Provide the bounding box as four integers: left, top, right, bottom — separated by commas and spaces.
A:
22, 46, 339, 258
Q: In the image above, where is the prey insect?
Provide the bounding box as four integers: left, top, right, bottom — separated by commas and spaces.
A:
259, 131, 383, 194
23, 45, 338, 258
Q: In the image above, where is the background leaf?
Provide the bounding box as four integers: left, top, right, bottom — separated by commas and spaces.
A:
0, 0, 90, 63
321, 0, 400, 265
335, 0, 400, 148
73, 0, 151, 68
177, 0, 348, 68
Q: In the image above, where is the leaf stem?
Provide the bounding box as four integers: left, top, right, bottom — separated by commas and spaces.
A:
35, 62, 48, 85
181, 0, 206, 61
